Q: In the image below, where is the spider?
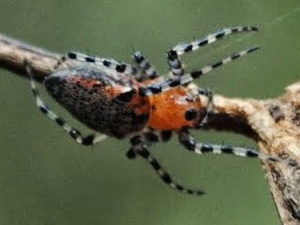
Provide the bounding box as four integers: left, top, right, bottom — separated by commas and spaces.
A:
26, 26, 277, 196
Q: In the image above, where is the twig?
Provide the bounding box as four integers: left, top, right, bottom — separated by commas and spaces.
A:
0, 34, 79, 82
0, 33, 299, 225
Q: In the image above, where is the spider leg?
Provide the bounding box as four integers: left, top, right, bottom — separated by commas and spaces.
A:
25, 61, 107, 146
141, 128, 173, 143
127, 134, 204, 195
167, 26, 258, 76
139, 46, 259, 96
132, 51, 159, 81
67, 51, 138, 76
197, 88, 213, 126
178, 130, 279, 162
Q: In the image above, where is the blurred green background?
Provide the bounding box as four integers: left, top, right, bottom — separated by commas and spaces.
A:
0, 0, 299, 224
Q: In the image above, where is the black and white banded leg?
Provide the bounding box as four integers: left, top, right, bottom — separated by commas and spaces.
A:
143, 129, 173, 144
167, 26, 258, 77
67, 51, 138, 75
127, 135, 204, 195
197, 88, 213, 126
140, 46, 259, 97
126, 129, 172, 158
132, 51, 159, 81
178, 130, 279, 162
25, 61, 107, 146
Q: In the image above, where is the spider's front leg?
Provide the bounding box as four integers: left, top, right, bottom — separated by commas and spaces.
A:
139, 46, 259, 97
195, 87, 214, 127
178, 129, 279, 162
127, 133, 204, 195
167, 26, 258, 77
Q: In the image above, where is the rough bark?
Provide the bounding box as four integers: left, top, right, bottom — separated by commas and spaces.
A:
0, 33, 299, 225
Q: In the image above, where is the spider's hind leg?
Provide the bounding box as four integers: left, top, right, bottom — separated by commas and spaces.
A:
24, 60, 107, 146
127, 134, 204, 195
67, 51, 138, 76
132, 51, 159, 82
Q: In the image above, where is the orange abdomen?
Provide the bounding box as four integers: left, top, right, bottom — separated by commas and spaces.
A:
148, 87, 202, 131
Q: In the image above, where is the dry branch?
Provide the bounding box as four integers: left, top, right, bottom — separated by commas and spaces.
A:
0, 33, 299, 225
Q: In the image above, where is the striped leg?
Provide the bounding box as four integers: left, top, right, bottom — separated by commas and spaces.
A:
25, 61, 107, 146
178, 130, 279, 162
127, 135, 204, 195
197, 88, 213, 126
167, 26, 258, 76
67, 51, 138, 75
143, 129, 173, 143
132, 51, 159, 81
139, 46, 259, 97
